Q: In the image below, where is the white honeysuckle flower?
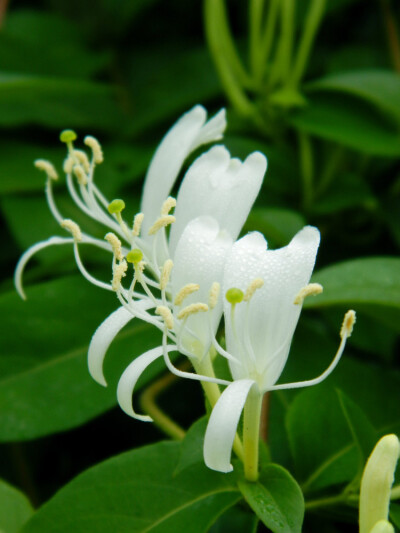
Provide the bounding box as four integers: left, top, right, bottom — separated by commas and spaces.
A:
202, 227, 356, 474
359, 434, 400, 533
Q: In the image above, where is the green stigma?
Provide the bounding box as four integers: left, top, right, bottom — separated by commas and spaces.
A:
226, 288, 244, 305
126, 249, 143, 264
60, 130, 77, 143
108, 199, 125, 214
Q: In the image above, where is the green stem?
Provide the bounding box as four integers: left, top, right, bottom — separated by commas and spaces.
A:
315, 144, 345, 198
289, 0, 326, 89
257, 0, 280, 81
269, 0, 295, 87
298, 131, 314, 211
249, 0, 265, 78
305, 493, 347, 510
391, 484, 400, 499
243, 386, 263, 482
140, 369, 186, 441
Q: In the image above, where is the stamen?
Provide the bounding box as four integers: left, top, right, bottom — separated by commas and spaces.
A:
177, 302, 209, 320
226, 288, 244, 305
174, 283, 200, 306
126, 248, 144, 264
148, 215, 175, 236
108, 199, 126, 215
160, 259, 173, 290
156, 306, 174, 330
132, 213, 144, 237
63, 156, 74, 174
243, 278, 264, 302
73, 150, 91, 173
112, 260, 128, 291
84, 136, 104, 164
161, 197, 176, 216
293, 283, 323, 305
105, 232, 123, 261
209, 282, 220, 309
34, 159, 58, 180
61, 219, 82, 241
73, 165, 88, 186
60, 130, 77, 143
340, 309, 356, 339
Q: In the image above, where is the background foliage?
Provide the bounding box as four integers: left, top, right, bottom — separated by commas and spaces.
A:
0, 0, 399, 531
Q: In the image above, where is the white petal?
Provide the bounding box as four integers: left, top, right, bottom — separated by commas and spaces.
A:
204, 379, 255, 473
140, 106, 226, 235
88, 307, 134, 386
117, 345, 176, 421
171, 216, 232, 355
14, 236, 74, 300
170, 147, 267, 254
224, 226, 320, 388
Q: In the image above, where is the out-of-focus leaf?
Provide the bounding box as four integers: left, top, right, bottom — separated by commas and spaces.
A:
305, 257, 400, 309
289, 93, 400, 156
0, 479, 33, 533
245, 207, 306, 247
0, 277, 164, 440
390, 503, 400, 528
21, 441, 241, 532
209, 505, 258, 533
239, 464, 304, 533
175, 416, 207, 474
308, 70, 400, 123
127, 46, 221, 134
0, 74, 124, 131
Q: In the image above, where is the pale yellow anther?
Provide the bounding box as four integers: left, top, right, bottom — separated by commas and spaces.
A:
161, 197, 176, 216
132, 213, 144, 237
243, 278, 264, 302
63, 156, 74, 174
84, 136, 104, 164
105, 232, 123, 262
73, 164, 88, 186
112, 260, 128, 291
174, 283, 200, 306
209, 282, 220, 309
34, 159, 58, 180
148, 215, 175, 236
135, 260, 146, 274
160, 259, 173, 291
177, 303, 209, 321
61, 219, 82, 242
293, 283, 323, 305
340, 309, 356, 339
73, 150, 91, 173
156, 306, 174, 330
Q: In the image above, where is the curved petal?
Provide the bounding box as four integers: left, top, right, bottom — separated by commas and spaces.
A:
171, 216, 232, 356
204, 379, 255, 473
117, 345, 176, 421
224, 226, 320, 388
170, 147, 267, 253
14, 236, 74, 300
370, 521, 395, 533
88, 307, 134, 386
141, 106, 226, 235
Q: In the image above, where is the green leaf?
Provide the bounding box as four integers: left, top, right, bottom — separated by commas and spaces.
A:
308, 70, 400, 124
288, 93, 400, 156
238, 464, 304, 533
390, 503, 400, 528
244, 207, 306, 247
21, 441, 241, 532
175, 416, 207, 474
0, 277, 164, 441
305, 257, 400, 309
0, 74, 124, 131
0, 479, 33, 533
209, 505, 258, 533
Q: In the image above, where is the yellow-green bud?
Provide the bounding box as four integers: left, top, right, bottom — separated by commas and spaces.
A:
60, 130, 77, 143
126, 248, 143, 264
226, 288, 244, 305
108, 199, 125, 214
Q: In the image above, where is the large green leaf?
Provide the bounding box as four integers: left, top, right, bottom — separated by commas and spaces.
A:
21, 441, 241, 532
305, 257, 400, 309
0, 74, 124, 131
238, 464, 304, 533
0, 479, 33, 533
308, 70, 400, 123
288, 93, 400, 156
0, 276, 164, 441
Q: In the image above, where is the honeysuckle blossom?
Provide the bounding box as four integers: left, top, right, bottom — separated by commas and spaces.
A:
15, 105, 267, 423
202, 227, 356, 477
359, 434, 400, 533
